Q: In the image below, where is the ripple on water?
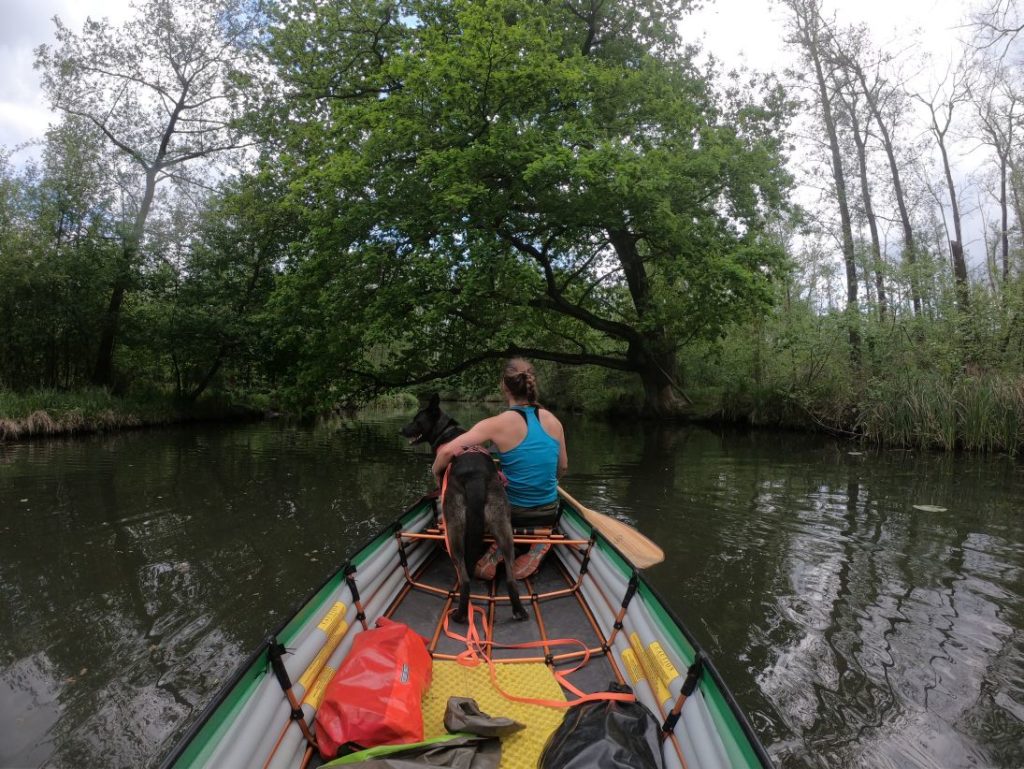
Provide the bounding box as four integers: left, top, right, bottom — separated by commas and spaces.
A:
3, 420, 1023, 769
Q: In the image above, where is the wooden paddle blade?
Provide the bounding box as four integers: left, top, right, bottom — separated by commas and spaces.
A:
557, 488, 665, 569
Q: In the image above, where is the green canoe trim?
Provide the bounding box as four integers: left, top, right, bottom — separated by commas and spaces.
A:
322, 733, 482, 766
166, 500, 434, 768
559, 503, 766, 769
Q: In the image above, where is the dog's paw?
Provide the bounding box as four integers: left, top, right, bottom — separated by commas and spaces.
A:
512, 607, 529, 622
448, 608, 468, 624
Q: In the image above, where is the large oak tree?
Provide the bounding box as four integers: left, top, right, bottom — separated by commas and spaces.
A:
261, 0, 790, 414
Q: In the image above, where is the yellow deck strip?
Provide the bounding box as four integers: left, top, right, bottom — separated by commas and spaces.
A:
422, 661, 566, 769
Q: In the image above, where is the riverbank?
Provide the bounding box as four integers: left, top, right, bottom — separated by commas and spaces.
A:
691, 373, 1024, 455
6, 374, 1023, 456
0, 389, 264, 441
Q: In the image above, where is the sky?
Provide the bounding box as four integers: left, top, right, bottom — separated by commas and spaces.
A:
0, 0, 996, 275
1, 0, 974, 155
686, 0, 970, 71
1, 0, 134, 154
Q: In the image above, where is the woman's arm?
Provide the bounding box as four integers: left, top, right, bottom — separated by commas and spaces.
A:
555, 421, 568, 478
540, 410, 569, 478
431, 417, 498, 485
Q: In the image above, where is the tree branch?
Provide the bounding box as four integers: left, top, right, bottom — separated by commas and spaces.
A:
343, 344, 635, 390
500, 230, 641, 343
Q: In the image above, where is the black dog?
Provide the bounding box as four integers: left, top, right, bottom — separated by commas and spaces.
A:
400, 394, 528, 624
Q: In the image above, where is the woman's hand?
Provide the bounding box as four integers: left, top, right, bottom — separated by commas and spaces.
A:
430, 416, 499, 490
432, 446, 453, 487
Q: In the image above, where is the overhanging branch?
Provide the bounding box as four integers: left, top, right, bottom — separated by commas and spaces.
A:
499, 230, 641, 344
341, 345, 635, 390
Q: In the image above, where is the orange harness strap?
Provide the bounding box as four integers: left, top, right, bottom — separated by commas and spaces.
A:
441, 602, 635, 708
438, 466, 634, 709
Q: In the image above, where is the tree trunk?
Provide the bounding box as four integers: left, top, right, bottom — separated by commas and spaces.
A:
92, 278, 129, 389
982, 217, 998, 292
937, 133, 969, 309
850, 63, 920, 314
999, 152, 1009, 282
188, 353, 224, 403
92, 169, 158, 387
849, 104, 887, 318
631, 344, 690, 417
607, 228, 692, 415
803, 13, 860, 364
1009, 161, 1024, 251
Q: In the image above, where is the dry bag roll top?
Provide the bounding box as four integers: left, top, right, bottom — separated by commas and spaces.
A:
315, 617, 433, 760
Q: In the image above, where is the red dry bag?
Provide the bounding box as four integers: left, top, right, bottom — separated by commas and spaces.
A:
315, 617, 433, 760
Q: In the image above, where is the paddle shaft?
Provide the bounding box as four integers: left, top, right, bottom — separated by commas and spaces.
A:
557, 487, 665, 569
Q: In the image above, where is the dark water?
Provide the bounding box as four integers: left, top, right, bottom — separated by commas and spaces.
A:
1, 413, 1022, 768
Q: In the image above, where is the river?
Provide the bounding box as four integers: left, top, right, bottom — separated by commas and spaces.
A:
1, 411, 1022, 768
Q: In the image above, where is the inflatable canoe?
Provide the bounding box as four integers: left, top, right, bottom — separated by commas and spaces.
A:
159, 494, 774, 769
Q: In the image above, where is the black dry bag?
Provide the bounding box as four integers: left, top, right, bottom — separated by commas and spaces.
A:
538, 682, 664, 769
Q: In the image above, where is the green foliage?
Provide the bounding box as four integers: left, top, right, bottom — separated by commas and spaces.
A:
0, 121, 119, 390
33, 0, 264, 387
0, 119, 281, 405
257, 0, 792, 411
159, 173, 289, 400
686, 259, 1024, 453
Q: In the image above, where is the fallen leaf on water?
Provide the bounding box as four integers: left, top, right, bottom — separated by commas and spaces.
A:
913, 504, 948, 513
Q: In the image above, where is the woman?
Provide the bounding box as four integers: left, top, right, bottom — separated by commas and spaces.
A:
431, 358, 568, 579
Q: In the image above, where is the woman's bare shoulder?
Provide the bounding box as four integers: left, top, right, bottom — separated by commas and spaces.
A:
537, 407, 564, 435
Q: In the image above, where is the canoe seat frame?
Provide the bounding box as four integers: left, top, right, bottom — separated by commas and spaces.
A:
384, 504, 695, 766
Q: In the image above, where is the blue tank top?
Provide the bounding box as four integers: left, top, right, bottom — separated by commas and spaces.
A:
496, 406, 560, 507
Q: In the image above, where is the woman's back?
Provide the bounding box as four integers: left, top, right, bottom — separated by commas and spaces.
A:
496, 406, 561, 508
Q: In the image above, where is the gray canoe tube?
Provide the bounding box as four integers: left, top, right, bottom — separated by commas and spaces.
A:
560, 554, 688, 769
261, 542, 434, 769
573, 550, 729, 769
561, 532, 712, 769
581, 549, 732, 769
199, 510, 433, 769
557, 514, 733, 769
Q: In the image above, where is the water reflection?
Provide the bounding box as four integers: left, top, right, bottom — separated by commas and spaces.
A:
566, 426, 1024, 769
1, 417, 1022, 768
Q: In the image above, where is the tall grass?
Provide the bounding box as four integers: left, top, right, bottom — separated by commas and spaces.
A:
856, 375, 1024, 454
706, 373, 1024, 454
0, 388, 259, 441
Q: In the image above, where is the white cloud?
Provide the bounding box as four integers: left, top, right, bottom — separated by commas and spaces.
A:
685, 0, 970, 79
685, 0, 1004, 272
0, 0, 134, 155
0, 100, 49, 150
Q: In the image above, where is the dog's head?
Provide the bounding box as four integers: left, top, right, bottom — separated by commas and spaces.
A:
399, 393, 449, 446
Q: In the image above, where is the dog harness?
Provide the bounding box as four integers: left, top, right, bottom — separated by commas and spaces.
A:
496, 406, 560, 508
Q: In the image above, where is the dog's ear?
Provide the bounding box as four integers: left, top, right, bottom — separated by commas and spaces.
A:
427, 392, 440, 411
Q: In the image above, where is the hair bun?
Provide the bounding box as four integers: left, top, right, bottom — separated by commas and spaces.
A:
502, 357, 539, 403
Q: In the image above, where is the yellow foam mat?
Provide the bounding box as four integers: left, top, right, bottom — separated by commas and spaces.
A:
422, 661, 566, 769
